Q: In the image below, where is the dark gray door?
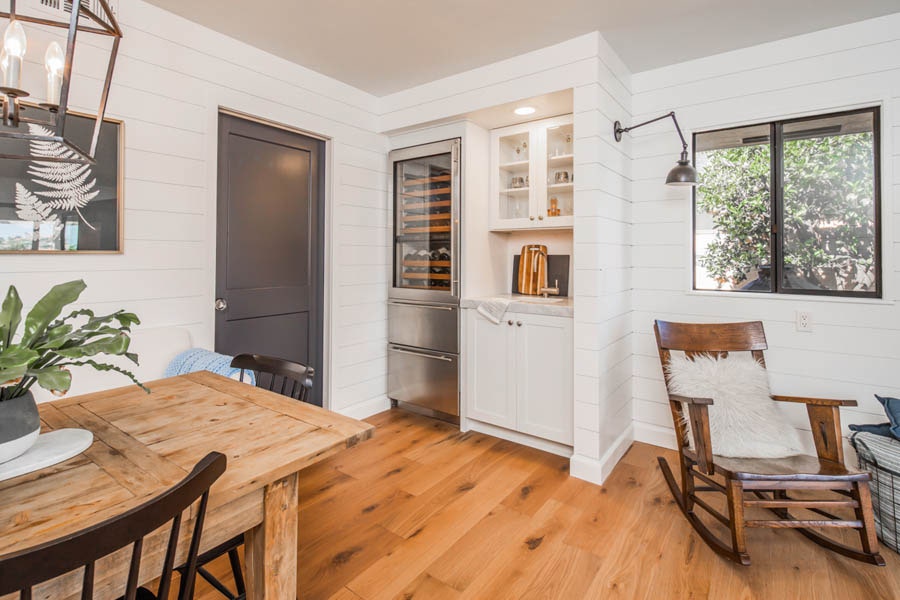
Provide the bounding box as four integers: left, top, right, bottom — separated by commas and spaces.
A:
215, 113, 325, 405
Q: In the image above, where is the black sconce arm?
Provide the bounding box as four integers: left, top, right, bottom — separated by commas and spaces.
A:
614, 111, 689, 157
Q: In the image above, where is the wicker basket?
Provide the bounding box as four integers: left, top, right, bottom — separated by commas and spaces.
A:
851, 432, 900, 554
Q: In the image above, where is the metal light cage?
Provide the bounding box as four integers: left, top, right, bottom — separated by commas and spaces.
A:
0, 0, 121, 164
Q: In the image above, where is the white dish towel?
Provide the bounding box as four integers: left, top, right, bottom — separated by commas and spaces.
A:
476, 297, 511, 325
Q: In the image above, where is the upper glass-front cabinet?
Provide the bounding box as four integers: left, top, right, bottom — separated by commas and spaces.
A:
490, 115, 574, 231
546, 121, 574, 221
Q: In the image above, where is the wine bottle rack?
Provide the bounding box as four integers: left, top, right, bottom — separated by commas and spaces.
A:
395, 162, 453, 292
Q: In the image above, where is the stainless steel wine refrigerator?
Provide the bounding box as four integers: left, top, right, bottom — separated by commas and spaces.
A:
387, 138, 461, 423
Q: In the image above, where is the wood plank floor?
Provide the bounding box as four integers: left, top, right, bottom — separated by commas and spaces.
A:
194, 409, 900, 599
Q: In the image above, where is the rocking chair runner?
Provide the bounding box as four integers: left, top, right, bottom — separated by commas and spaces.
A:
654, 320, 885, 566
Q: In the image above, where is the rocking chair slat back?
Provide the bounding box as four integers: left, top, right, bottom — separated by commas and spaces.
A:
655, 320, 768, 353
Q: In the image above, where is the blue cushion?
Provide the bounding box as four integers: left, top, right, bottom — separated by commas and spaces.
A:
848, 422, 895, 438
875, 395, 900, 441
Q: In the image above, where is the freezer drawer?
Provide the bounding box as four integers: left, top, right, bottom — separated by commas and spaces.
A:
388, 344, 459, 420
388, 300, 458, 353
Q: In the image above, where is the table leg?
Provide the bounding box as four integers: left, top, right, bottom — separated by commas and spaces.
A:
244, 472, 299, 599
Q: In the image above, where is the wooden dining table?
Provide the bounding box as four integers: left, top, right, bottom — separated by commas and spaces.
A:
0, 371, 373, 600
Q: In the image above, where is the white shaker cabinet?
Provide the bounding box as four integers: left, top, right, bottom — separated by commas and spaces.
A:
464, 309, 573, 446
465, 309, 517, 429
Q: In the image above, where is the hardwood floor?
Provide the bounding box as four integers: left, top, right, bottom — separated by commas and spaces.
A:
194, 409, 900, 599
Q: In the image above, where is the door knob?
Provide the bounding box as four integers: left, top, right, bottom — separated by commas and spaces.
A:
215, 298, 228, 312
508, 320, 514, 326
516, 321, 522, 327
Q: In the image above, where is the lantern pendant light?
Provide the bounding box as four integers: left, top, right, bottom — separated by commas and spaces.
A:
0, 0, 122, 164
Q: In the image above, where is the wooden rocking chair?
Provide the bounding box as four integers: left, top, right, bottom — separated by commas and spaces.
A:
654, 320, 885, 566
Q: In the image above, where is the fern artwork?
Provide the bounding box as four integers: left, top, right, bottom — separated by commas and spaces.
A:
0, 110, 122, 253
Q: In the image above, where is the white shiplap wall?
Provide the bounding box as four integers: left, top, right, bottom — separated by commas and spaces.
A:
379, 33, 636, 484
569, 37, 635, 484
630, 13, 900, 449
1, 0, 390, 416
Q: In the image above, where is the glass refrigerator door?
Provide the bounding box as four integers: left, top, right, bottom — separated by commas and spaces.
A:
393, 147, 456, 300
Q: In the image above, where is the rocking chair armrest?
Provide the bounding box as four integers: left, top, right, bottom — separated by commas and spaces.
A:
772, 396, 852, 463
771, 395, 857, 408
669, 393, 715, 406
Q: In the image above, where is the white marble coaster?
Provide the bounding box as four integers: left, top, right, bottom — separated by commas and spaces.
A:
0, 429, 94, 482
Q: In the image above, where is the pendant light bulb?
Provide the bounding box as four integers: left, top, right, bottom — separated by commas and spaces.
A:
2, 20, 26, 90
44, 41, 65, 105
3, 21, 27, 59
44, 42, 64, 76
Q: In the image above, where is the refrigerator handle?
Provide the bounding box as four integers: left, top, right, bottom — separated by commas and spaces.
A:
389, 346, 455, 363
450, 138, 461, 299
388, 300, 455, 311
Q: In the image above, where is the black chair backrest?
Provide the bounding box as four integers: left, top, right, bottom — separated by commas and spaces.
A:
0, 452, 226, 600
231, 353, 315, 403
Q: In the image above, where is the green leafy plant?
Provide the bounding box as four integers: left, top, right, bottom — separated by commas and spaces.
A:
0, 280, 147, 401
696, 132, 876, 290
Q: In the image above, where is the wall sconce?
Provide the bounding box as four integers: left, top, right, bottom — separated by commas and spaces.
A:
613, 111, 698, 186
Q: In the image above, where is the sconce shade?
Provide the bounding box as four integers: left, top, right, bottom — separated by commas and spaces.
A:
666, 158, 699, 186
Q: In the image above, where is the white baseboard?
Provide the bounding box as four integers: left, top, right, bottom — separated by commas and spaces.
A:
466, 419, 573, 458
633, 422, 678, 450
570, 424, 634, 485
336, 395, 391, 420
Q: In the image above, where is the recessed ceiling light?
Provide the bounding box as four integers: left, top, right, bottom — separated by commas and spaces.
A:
514, 106, 536, 116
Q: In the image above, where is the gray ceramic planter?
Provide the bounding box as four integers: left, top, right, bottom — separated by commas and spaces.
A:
0, 391, 40, 463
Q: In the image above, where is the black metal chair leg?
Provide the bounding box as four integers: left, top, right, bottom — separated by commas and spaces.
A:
198, 566, 238, 600
227, 548, 246, 596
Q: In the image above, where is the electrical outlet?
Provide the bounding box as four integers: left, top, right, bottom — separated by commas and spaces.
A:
795, 311, 812, 332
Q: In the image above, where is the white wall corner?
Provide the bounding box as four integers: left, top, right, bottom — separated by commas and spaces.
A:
634, 421, 678, 450
570, 424, 634, 485
336, 395, 391, 421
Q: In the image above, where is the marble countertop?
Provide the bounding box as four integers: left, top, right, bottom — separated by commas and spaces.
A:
460, 294, 574, 317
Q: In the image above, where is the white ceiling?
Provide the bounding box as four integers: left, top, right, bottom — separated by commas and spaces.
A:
145, 0, 900, 97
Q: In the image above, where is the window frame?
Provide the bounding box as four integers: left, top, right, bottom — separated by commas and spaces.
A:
691, 106, 883, 299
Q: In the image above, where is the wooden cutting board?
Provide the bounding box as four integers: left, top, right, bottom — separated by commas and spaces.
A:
517, 244, 547, 295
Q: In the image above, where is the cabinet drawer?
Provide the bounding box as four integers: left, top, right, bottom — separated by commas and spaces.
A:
388, 300, 458, 353
388, 344, 459, 418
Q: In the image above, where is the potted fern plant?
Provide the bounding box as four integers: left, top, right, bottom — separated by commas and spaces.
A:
0, 280, 145, 463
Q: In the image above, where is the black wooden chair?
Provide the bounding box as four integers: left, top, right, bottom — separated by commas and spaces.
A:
185, 354, 315, 599
0, 452, 226, 600
232, 353, 315, 403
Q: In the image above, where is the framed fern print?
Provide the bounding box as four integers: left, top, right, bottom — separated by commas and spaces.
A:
0, 107, 123, 253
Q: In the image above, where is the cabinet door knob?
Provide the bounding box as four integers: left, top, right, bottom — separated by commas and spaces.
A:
516, 321, 522, 327
529, 216, 535, 221
508, 320, 514, 326
538, 215, 544, 220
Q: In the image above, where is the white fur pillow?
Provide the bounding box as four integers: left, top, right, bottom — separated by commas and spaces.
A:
666, 352, 804, 458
